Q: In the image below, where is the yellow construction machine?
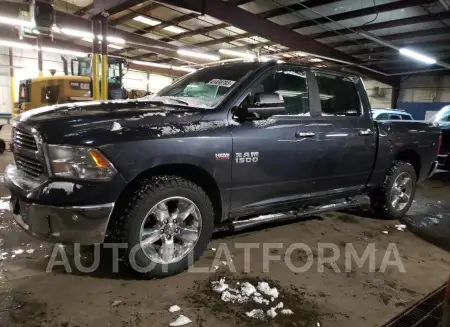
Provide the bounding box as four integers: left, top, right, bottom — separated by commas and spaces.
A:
16, 56, 128, 114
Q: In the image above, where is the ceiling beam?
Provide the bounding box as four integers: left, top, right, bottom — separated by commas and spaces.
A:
136, 12, 200, 35
109, 3, 162, 26
259, 0, 341, 19
156, 0, 394, 83
349, 39, 450, 57
328, 28, 450, 49
160, 0, 342, 47
89, 0, 144, 17
159, 23, 229, 42
286, 0, 433, 30
309, 11, 450, 40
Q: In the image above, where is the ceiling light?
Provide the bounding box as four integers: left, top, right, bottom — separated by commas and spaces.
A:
177, 49, 220, 61
219, 48, 256, 59
259, 57, 271, 62
133, 15, 161, 26
172, 66, 196, 72
41, 46, 87, 57
61, 28, 93, 39
163, 26, 186, 34
131, 60, 172, 69
107, 36, 125, 44
399, 48, 437, 65
277, 60, 285, 64
309, 58, 323, 62
0, 39, 38, 50
108, 44, 123, 50
0, 16, 35, 28
82, 37, 93, 42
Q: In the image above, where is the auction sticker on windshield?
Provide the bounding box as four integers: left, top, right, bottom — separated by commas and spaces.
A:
207, 79, 236, 87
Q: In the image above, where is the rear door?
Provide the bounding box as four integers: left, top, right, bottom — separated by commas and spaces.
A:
310, 71, 377, 196
229, 66, 322, 216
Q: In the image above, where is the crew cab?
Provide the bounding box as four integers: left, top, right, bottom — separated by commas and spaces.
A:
5, 62, 440, 277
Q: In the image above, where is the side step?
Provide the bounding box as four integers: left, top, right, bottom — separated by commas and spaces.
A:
230, 196, 367, 232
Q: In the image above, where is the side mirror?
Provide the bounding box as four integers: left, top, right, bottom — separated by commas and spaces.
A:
247, 93, 285, 119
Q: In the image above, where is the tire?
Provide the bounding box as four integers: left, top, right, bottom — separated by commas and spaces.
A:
370, 160, 417, 219
122, 175, 214, 278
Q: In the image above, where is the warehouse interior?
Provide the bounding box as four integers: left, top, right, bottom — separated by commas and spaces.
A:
0, 0, 449, 326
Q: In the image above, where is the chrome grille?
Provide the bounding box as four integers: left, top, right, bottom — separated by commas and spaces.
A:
12, 127, 44, 178
14, 127, 38, 151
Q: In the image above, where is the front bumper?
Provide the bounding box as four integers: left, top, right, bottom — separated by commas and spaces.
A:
4, 163, 122, 244
10, 197, 113, 244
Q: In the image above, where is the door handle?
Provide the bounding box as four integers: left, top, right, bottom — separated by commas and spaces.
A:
295, 131, 315, 138
359, 129, 374, 136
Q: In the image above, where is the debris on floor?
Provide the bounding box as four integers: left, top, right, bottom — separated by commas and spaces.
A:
169, 315, 192, 326
26, 249, 35, 254
210, 278, 293, 319
13, 249, 24, 255
169, 305, 181, 313
382, 231, 389, 234
0, 199, 10, 210
110, 122, 122, 132
257, 281, 279, 299
281, 309, 294, 315
245, 309, 265, 320
111, 300, 124, 307
395, 224, 407, 231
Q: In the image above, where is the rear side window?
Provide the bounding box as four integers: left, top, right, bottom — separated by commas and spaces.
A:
400, 114, 412, 120
375, 113, 389, 120
315, 73, 361, 116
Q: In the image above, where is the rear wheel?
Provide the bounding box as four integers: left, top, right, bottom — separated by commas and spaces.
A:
370, 160, 416, 219
123, 175, 214, 278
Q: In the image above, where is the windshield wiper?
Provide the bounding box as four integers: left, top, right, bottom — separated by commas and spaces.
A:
168, 98, 189, 105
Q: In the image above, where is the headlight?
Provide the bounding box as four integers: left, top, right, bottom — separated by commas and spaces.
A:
47, 145, 117, 181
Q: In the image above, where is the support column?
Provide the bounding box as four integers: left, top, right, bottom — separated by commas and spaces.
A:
391, 85, 400, 109
92, 19, 101, 100
9, 48, 15, 115
37, 37, 43, 77
100, 15, 108, 100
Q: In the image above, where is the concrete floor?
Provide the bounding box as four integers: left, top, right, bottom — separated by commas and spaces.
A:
0, 148, 449, 327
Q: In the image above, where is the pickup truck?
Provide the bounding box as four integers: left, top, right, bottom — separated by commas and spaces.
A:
5, 62, 440, 277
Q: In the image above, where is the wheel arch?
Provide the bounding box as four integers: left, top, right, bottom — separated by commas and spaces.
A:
106, 163, 223, 239
395, 149, 421, 178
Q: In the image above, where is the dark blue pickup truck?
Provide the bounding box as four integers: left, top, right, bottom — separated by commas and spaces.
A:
5, 62, 440, 277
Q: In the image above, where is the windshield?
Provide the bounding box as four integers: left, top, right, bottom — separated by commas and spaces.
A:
108, 62, 122, 85
155, 64, 257, 108
429, 105, 450, 123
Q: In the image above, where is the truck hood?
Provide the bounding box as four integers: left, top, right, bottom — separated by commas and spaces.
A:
15, 100, 206, 145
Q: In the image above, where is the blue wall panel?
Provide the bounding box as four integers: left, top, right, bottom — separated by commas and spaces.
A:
396, 102, 450, 120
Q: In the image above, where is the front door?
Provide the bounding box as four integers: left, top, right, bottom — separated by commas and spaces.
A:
229, 66, 322, 216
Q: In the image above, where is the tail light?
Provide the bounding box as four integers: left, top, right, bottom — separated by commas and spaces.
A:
438, 133, 443, 154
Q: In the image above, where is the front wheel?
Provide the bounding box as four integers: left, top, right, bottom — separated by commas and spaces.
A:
123, 175, 214, 278
370, 160, 417, 219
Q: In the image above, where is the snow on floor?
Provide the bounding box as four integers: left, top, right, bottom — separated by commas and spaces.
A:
169, 315, 192, 326
210, 278, 293, 320
0, 199, 10, 210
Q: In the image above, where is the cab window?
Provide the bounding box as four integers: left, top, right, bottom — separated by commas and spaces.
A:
238, 68, 309, 118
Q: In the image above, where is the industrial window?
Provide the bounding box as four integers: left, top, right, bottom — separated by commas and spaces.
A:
315, 73, 361, 116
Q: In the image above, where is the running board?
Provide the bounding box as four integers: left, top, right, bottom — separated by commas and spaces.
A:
231, 196, 367, 232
